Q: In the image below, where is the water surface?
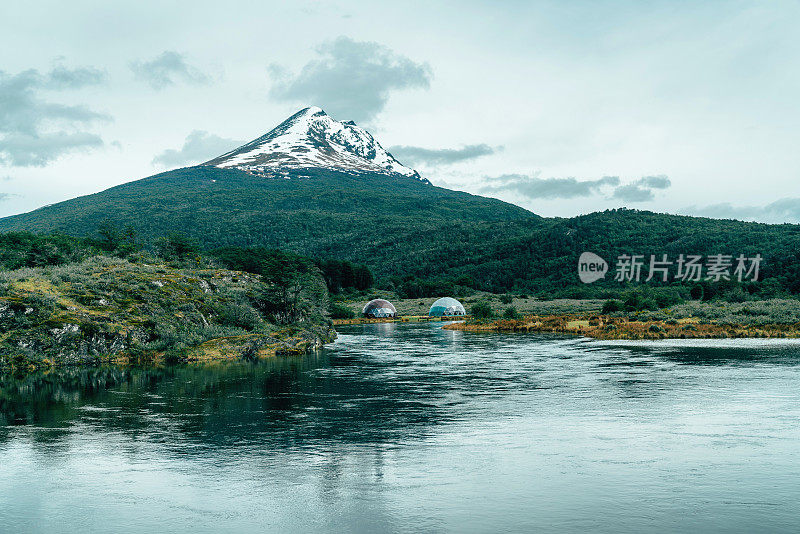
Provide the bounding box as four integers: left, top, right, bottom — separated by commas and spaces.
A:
2, 323, 800, 532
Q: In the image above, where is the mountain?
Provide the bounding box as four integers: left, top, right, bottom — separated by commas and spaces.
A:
2, 106, 799, 297
205, 106, 428, 182
0, 107, 539, 278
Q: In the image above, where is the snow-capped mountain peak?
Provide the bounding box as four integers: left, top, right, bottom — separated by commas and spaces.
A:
203, 107, 427, 182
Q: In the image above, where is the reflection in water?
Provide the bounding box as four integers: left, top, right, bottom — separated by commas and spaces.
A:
2, 323, 800, 533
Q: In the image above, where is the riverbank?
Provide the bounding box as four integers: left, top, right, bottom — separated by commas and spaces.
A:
0, 256, 335, 375
332, 315, 468, 326
336, 295, 604, 317
443, 313, 800, 339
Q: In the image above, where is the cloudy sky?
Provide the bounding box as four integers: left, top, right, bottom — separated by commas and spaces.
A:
1, 1, 799, 222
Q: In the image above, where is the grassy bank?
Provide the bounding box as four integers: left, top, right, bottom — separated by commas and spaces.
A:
337, 295, 604, 317
0, 255, 335, 374
332, 315, 469, 325
443, 299, 800, 340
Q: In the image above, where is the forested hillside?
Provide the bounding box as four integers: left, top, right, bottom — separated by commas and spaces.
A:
0, 166, 535, 251
0, 166, 799, 300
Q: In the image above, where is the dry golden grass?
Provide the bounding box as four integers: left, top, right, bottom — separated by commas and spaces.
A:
444, 314, 800, 340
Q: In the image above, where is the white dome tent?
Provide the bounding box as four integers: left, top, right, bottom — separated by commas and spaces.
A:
362, 299, 397, 318
428, 297, 466, 317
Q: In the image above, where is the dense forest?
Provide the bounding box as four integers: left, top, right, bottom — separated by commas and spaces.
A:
0, 166, 799, 304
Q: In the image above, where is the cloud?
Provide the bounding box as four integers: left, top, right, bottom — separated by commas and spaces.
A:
0, 132, 104, 167
683, 198, 800, 223
47, 64, 107, 89
637, 174, 671, 189
612, 184, 654, 202
269, 36, 432, 123
152, 130, 242, 167
611, 174, 672, 202
0, 193, 11, 202
0, 65, 109, 167
388, 144, 498, 166
130, 51, 211, 90
480, 173, 672, 202
482, 174, 620, 199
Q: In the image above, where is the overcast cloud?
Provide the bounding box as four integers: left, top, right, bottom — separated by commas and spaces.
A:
481, 174, 621, 199
388, 144, 497, 166
480, 174, 673, 202
682, 198, 800, 224
0, 65, 109, 166
269, 36, 432, 123
0, 1, 798, 221
153, 130, 243, 167
130, 51, 211, 90
611, 175, 672, 202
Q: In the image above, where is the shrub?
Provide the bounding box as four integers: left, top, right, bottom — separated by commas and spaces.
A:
329, 302, 355, 319
724, 286, 749, 303
217, 303, 262, 330
155, 234, 200, 260
601, 299, 623, 314
471, 300, 494, 319
498, 294, 513, 304
639, 298, 658, 311
503, 306, 520, 319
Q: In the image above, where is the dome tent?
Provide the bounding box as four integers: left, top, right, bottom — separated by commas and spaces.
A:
362, 299, 397, 318
429, 297, 466, 317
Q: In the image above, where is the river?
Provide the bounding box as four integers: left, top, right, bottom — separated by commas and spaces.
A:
2, 322, 800, 532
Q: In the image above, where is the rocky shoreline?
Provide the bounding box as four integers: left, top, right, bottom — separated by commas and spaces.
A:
0, 256, 336, 375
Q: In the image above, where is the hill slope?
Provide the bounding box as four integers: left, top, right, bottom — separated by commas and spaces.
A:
0, 106, 543, 279
0, 165, 540, 280
1, 107, 799, 295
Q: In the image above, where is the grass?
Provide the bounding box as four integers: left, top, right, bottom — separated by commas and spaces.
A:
338, 294, 605, 317
445, 299, 800, 340
0, 255, 335, 374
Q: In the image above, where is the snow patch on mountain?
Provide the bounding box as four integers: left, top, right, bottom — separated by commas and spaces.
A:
203, 107, 428, 182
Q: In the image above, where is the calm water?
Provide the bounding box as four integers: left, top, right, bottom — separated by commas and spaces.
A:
2, 323, 800, 533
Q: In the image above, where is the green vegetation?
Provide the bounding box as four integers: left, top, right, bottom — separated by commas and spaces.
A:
0, 232, 94, 269
317, 259, 374, 294
1, 165, 800, 348
640, 299, 800, 326
1, 167, 798, 302
329, 302, 355, 319
471, 300, 494, 320
0, 234, 338, 374
601, 299, 624, 314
